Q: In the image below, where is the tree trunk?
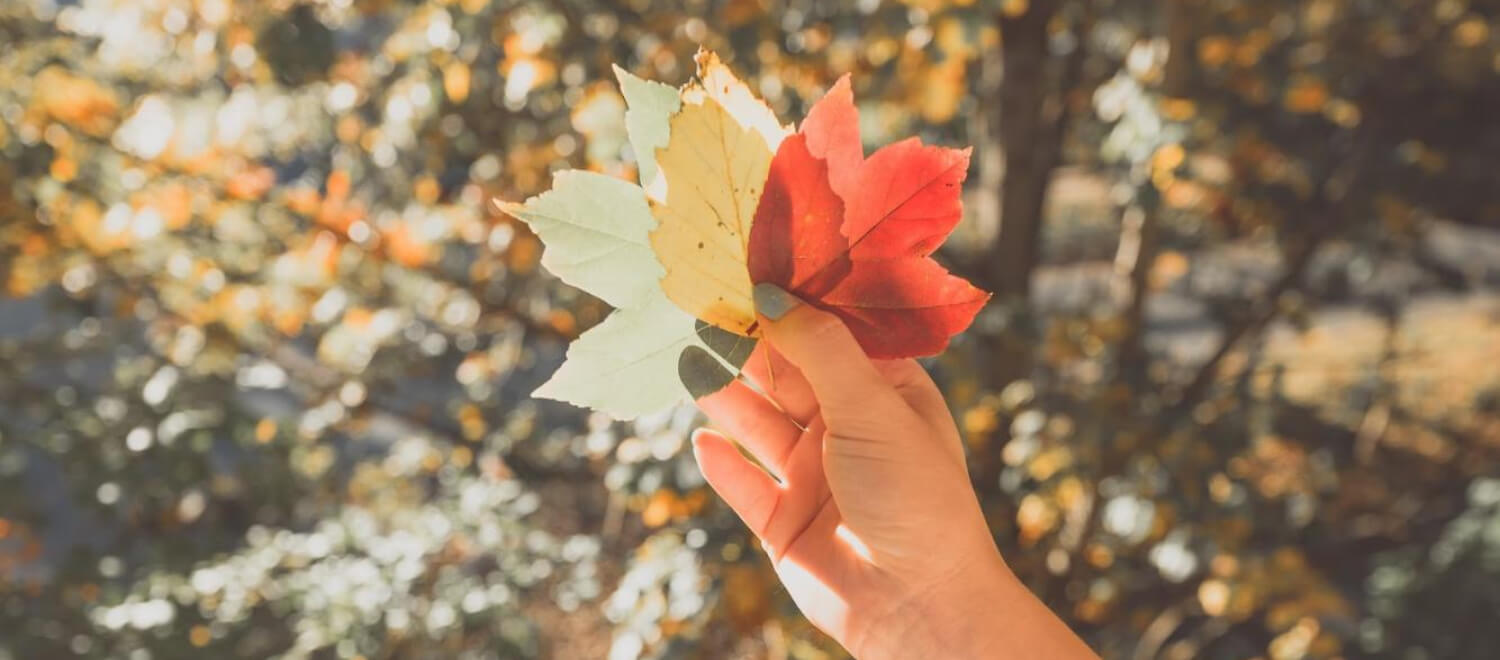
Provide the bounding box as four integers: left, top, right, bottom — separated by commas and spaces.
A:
987, 0, 1068, 302
1113, 0, 1188, 380
1112, 201, 1160, 378
972, 1, 1083, 492
977, 0, 1086, 395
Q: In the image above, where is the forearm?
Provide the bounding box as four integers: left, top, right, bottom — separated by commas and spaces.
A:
853, 553, 1098, 660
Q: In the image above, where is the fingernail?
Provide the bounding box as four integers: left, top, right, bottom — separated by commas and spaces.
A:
689, 429, 712, 455
753, 283, 800, 320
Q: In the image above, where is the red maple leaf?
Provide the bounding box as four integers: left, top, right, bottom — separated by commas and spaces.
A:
748, 80, 989, 359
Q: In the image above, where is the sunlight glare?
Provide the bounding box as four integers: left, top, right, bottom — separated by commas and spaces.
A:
835, 524, 873, 561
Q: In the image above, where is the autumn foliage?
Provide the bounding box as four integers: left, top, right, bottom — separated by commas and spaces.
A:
753, 78, 987, 359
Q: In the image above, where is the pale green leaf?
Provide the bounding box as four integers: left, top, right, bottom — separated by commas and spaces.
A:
613, 64, 680, 202
499, 170, 661, 309
532, 293, 699, 418
533, 292, 758, 419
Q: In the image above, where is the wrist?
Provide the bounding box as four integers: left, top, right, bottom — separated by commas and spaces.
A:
855, 547, 1098, 660
851, 547, 1016, 659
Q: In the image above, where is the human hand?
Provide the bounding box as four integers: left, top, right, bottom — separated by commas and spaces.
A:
692, 283, 1096, 659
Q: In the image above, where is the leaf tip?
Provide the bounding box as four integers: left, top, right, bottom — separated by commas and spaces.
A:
692, 47, 720, 76
489, 197, 524, 218
611, 62, 644, 90
829, 73, 854, 98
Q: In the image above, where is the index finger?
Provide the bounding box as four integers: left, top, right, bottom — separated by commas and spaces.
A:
742, 342, 818, 427
753, 284, 909, 432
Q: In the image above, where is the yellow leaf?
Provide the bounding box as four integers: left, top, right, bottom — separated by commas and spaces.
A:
1283, 75, 1328, 114
649, 92, 772, 335
442, 60, 471, 103
641, 491, 676, 528
689, 50, 790, 152
918, 57, 967, 123
33, 67, 120, 138
1454, 16, 1490, 48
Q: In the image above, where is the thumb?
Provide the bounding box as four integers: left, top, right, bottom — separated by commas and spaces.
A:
753, 283, 908, 429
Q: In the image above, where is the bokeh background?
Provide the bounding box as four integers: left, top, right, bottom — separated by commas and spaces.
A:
3, 0, 1500, 658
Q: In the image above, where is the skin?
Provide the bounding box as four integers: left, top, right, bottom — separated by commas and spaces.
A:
693, 288, 1099, 659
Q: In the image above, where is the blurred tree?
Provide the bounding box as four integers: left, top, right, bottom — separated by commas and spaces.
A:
989, 0, 1092, 303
